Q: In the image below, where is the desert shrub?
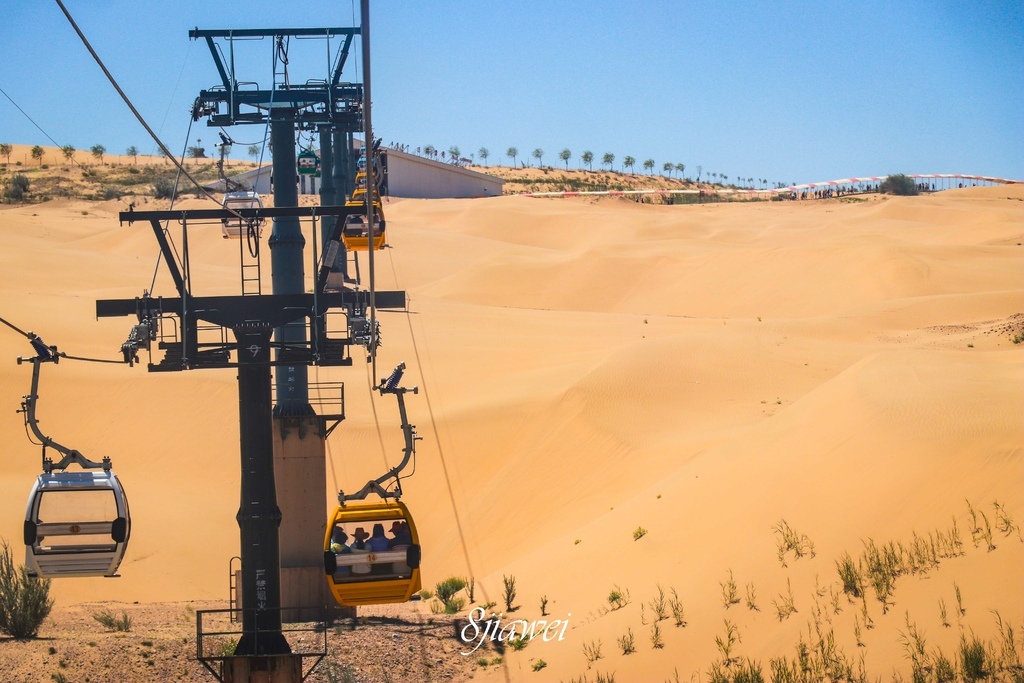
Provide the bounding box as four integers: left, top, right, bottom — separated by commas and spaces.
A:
4, 173, 30, 201
0, 540, 54, 638
93, 609, 132, 632
879, 174, 919, 196
959, 633, 988, 682
617, 628, 635, 654
502, 574, 517, 611
434, 576, 467, 611
152, 177, 175, 199
836, 552, 864, 598
607, 585, 630, 610
443, 596, 466, 614
102, 187, 123, 200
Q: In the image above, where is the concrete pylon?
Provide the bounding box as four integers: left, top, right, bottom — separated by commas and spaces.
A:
273, 416, 330, 622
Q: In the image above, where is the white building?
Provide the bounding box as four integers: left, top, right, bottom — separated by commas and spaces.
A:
210, 146, 504, 199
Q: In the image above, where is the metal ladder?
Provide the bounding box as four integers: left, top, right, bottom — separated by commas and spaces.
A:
239, 233, 262, 296
228, 555, 241, 622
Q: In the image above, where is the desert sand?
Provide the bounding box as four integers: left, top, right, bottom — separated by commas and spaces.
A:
0, 181, 1021, 681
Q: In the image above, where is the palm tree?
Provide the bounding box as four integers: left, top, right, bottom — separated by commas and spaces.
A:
478, 147, 490, 166
424, 145, 436, 160
248, 144, 260, 159
675, 163, 685, 180
559, 148, 571, 169
623, 156, 636, 173
448, 145, 461, 164
31, 145, 44, 166
602, 152, 614, 170
61, 145, 76, 163
506, 146, 518, 167
126, 146, 139, 164
643, 159, 654, 175
581, 150, 594, 171
91, 144, 106, 164
696, 165, 702, 183
532, 148, 543, 167
0, 143, 11, 164
662, 162, 674, 177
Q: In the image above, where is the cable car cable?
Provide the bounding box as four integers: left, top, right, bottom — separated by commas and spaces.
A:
0, 87, 91, 172
54, 0, 246, 224
0, 315, 32, 339
383, 251, 481, 596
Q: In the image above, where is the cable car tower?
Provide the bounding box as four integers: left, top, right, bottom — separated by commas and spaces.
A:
96, 4, 404, 681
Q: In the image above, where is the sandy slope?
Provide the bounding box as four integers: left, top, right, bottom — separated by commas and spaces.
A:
0, 186, 1021, 681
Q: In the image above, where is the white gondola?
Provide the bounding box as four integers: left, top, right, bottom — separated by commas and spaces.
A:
24, 469, 131, 578
221, 191, 265, 239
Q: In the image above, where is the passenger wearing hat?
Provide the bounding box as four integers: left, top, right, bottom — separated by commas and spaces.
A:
350, 527, 371, 575
351, 527, 369, 550
330, 526, 352, 577
388, 521, 412, 548
330, 526, 351, 553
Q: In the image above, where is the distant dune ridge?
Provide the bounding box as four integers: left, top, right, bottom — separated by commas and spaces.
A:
0, 183, 1021, 682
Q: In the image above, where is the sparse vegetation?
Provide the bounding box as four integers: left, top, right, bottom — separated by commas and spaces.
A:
774, 519, 815, 566
4, 173, 30, 201
617, 627, 635, 655
582, 638, 603, 666
879, 173, 919, 196
721, 569, 741, 609
836, 552, 865, 599
959, 632, 988, 682
153, 178, 175, 199
633, 526, 648, 541
502, 574, 517, 611
508, 634, 528, 651
772, 578, 797, 621
746, 583, 759, 611
669, 588, 687, 627
607, 585, 630, 610
651, 622, 663, 649
532, 658, 547, 671
435, 576, 467, 613
649, 585, 668, 621
92, 609, 132, 632
540, 595, 548, 616
715, 619, 740, 665
0, 540, 54, 639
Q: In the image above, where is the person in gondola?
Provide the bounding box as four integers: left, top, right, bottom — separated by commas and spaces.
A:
331, 527, 352, 577
351, 527, 369, 550
366, 523, 391, 576
388, 521, 412, 548
350, 527, 372, 575
330, 527, 351, 553
366, 523, 390, 552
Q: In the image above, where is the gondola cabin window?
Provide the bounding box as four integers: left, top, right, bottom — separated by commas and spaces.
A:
35, 489, 119, 550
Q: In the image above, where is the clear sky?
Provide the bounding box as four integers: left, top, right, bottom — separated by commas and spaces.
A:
1, 1, 1022, 185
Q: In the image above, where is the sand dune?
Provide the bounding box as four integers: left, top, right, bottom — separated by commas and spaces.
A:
0, 185, 1021, 681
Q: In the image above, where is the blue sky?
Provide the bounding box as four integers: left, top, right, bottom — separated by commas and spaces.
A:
1, 1, 1021, 185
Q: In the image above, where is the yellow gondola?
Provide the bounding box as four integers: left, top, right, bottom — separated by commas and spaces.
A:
323, 499, 421, 607
323, 364, 421, 607
342, 173, 386, 251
